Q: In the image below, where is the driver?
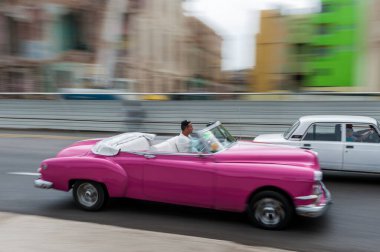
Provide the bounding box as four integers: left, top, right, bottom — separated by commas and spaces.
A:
176, 120, 193, 152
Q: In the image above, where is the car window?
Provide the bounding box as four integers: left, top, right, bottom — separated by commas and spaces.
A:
284, 120, 300, 139
303, 123, 341, 141
345, 124, 380, 143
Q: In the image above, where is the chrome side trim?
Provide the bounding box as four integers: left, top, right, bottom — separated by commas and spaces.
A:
34, 179, 53, 189
295, 195, 319, 200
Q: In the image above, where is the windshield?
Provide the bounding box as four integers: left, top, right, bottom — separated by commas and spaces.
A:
195, 121, 236, 153
283, 120, 300, 140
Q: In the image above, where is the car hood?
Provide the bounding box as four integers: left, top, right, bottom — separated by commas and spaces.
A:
56, 139, 102, 158
254, 133, 286, 143
216, 141, 319, 169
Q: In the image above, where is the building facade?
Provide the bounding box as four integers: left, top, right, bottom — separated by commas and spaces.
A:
117, 0, 223, 93
250, 10, 287, 92
185, 16, 223, 92
305, 0, 364, 88
364, 0, 380, 91
0, 0, 223, 94
0, 0, 107, 92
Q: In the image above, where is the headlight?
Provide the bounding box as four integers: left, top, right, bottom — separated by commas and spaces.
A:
41, 163, 48, 170
314, 170, 322, 181
313, 183, 323, 195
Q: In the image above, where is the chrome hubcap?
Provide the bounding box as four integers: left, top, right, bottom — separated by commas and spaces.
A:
77, 183, 98, 207
254, 198, 285, 226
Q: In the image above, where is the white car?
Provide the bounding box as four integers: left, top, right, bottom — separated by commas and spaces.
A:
254, 115, 380, 173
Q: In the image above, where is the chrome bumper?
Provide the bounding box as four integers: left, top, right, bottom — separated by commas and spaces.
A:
295, 183, 332, 218
34, 179, 53, 189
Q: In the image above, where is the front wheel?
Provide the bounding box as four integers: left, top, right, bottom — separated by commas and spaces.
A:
73, 181, 108, 211
247, 191, 293, 230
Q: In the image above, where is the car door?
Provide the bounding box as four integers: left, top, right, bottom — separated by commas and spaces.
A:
343, 123, 380, 173
142, 152, 215, 208
299, 123, 344, 170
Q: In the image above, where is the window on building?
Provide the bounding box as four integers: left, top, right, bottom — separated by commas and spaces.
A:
61, 12, 90, 51
314, 46, 332, 57
294, 43, 309, 55
321, 3, 333, 13
316, 24, 332, 35
7, 17, 20, 55
120, 14, 130, 57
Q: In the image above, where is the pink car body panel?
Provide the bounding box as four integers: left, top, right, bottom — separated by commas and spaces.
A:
38, 138, 329, 213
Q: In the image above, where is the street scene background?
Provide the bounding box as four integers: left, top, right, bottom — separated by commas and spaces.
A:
2, 1, 380, 252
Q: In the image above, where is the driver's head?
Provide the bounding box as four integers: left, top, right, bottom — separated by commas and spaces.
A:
181, 120, 193, 135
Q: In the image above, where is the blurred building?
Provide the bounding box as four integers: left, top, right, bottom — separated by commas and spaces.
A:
250, 10, 287, 92
304, 0, 363, 88
365, 0, 380, 91
115, 0, 189, 93
284, 14, 313, 91
117, 0, 224, 93
251, 1, 373, 92
185, 16, 223, 92
0, 0, 107, 92
0, 0, 224, 94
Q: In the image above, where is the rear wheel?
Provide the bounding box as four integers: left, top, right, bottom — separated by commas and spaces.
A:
247, 191, 293, 230
73, 181, 107, 211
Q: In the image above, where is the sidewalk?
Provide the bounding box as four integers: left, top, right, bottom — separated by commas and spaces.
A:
0, 212, 293, 252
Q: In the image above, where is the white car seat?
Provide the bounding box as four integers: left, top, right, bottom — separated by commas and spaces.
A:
151, 136, 179, 153
119, 137, 151, 152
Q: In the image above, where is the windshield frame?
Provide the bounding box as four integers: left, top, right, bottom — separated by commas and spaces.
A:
283, 120, 300, 140
194, 121, 237, 153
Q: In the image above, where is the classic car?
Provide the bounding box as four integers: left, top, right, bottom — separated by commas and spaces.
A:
34, 121, 331, 230
254, 115, 380, 174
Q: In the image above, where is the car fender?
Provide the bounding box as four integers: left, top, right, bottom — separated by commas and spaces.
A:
214, 162, 315, 212
40, 157, 127, 197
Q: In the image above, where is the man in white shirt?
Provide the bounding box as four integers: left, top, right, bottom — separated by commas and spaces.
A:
176, 120, 193, 152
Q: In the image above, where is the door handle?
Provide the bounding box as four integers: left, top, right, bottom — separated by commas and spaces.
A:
144, 154, 156, 159
346, 145, 354, 149
301, 144, 312, 150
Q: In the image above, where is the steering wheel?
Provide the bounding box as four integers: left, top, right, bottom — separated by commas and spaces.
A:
367, 131, 378, 143
198, 145, 207, 153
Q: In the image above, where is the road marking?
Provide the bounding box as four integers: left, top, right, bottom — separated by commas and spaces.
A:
7, 172, 40, 176
0, 133, 85, 140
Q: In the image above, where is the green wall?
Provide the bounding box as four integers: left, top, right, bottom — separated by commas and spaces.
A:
305, 0, 363, 87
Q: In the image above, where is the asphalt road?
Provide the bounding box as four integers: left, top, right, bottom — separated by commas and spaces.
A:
1, 130, 380, 252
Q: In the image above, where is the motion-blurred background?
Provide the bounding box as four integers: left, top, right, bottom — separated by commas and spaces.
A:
1, 0, 377, 97
2, 0, 380, 135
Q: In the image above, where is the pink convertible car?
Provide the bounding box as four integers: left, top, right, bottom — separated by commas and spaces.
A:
35, 121, 331, 230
